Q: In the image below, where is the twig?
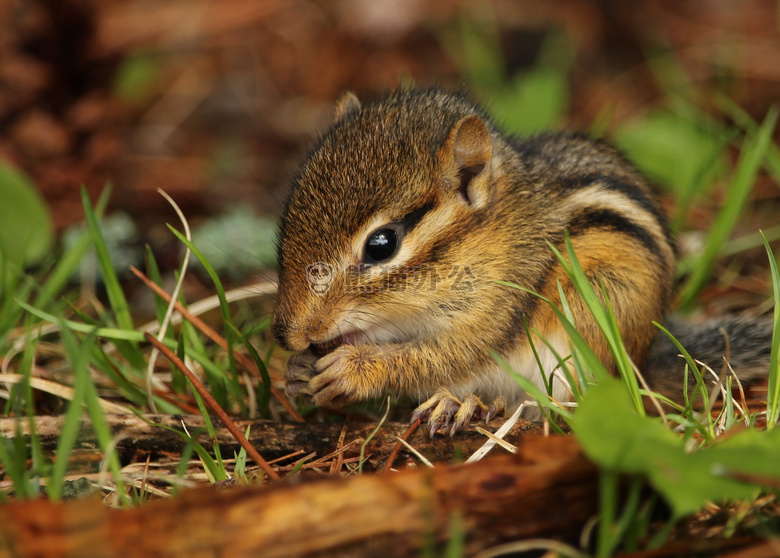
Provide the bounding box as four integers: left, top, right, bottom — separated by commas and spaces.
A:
391, 436, 433, 468
381, 418, 420, 473
329, 417, 350, 475
131, 266, 303, 422
144, 332, 281, 481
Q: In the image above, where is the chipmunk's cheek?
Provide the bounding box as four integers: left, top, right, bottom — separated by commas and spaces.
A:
310, 344, 380, 406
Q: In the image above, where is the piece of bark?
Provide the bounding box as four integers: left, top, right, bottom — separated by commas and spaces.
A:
0, 436, 597, 558
0, 414, 545, 470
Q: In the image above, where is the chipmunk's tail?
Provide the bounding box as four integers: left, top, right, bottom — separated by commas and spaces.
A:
643, 315, 774, 401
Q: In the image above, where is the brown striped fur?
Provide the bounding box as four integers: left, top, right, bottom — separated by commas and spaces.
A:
271, 88, 757, 419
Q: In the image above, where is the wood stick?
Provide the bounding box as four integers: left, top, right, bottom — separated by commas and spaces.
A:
0, 436, 599, 558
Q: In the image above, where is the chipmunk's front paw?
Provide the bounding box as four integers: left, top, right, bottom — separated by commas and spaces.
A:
284, 350, 319, 402
308, 344, 385, 407
411, 389, 506, 437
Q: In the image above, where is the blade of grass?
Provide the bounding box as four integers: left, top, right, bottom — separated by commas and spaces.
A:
762, 232, 780, 427
144, 332, 280, 480
557, 238, 642, 406
0, 264, 34, 337
717, 94, 780, 183
168, 226, 244, 411
652, 322, 715, 440
16, 299, 157, 341
132, 409, 225, 484
47, 327, 93, 502
358, 397, 391, 474
597, 469, 620, 558
496, 280, 611, 384
556, 281, 596, 396
225, 322, 271, 418
678, 107, 778, 308
491, 350, 573, 421
190, 388, 227, 482
143, 246, 170, 328
128, 266, 303, 421
81, 186, 146, 370
33, 186, 111, 310
80, 186, 132, 330
0, 332, 43, 500
21, 323, 46, 496
145, 189, 194, 413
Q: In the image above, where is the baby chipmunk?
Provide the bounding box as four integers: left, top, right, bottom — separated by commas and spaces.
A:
272, 88, 771, 433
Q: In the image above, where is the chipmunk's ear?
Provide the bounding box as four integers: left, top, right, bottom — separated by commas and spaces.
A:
438, 115, 493, 208
333, 92, 362, 123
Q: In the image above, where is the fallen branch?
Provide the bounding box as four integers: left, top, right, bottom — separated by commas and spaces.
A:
0, 436, 598, 558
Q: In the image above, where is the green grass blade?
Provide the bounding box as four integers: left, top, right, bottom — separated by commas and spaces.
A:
0, 333, 43, 500
762, 232, 780, 427
498, 280, 611, 384
47, 326, 93, 502
168, 226, 243, 411
225, 322, 272, 418
678, 106, 778, 308
491, 350, 573, 421
81, 187, 147, 370
80, 186, 132, 330
20, 325, 44, 496
16, 300, 151, 341
33, 186, 111, 310
83, 372, 129, 504
547, 237, 643, 411
717, 94, 780, 184
359, 397, 390, 474
597, 469, 620, 558
143, 246, 172, 329
131, 410, 225, 483
187, 382, 227, 481
652, 322, 715, 439
0, 262, 33, 337
522, 314, 553, 394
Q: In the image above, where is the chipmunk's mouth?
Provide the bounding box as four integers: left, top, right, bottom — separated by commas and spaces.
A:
310, 330, 371, 357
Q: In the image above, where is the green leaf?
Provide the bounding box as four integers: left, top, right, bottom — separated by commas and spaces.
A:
571, 378, 780, 519
0, 162, 54, 267
489, 66, 569, 135
614, 111, 724, 198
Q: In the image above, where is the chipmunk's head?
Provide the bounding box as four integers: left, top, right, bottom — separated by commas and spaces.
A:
272, 89, 508, 354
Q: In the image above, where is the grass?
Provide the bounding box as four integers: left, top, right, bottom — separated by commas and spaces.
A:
0, 13, 778, 558
0, 183, 289, 501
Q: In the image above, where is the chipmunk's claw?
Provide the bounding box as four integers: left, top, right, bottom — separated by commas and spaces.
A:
485, 396, 507, 423
412, 389, 506, 437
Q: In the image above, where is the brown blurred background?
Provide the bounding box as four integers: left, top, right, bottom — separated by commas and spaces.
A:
1, 0, 778, 270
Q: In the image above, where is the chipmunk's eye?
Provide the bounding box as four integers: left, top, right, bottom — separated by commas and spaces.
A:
364, 227, 400, 264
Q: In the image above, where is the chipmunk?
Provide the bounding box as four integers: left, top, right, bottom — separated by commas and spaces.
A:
272, 87, 773, 433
